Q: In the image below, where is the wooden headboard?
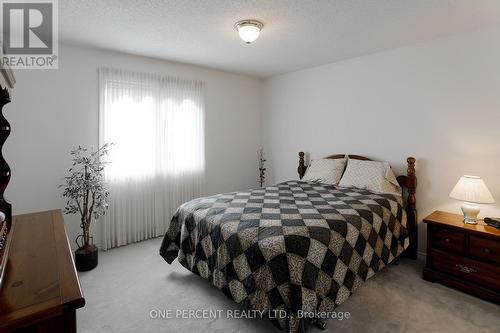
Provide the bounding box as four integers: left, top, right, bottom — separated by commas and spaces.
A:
297, 152, 418, 259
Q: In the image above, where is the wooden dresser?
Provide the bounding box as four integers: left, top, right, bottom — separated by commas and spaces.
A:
0, 210, 85, 332
423, 210, 500, 303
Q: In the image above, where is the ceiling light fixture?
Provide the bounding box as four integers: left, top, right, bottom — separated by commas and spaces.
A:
234, 19, 263, 44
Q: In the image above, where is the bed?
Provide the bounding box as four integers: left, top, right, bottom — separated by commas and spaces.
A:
160, 153, 417, 332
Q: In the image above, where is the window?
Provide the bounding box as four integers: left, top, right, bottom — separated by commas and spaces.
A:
98, 68, 205, 249
100, 69, 205, 181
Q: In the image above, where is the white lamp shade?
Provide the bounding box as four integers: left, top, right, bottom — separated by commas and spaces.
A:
449, 175, 495, 204
237, 25, 260, 43
234, 20, 263, 44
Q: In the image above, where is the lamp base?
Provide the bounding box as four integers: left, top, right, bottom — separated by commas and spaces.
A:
461, 202, 480, 225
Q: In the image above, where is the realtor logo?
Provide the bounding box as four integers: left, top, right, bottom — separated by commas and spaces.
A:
0, 0, 58, 69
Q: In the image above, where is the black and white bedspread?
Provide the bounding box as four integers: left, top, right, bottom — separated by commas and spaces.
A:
160, 181, 408, 332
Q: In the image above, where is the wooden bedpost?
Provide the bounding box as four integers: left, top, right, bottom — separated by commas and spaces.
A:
406, 157, 418, 259
298, 152, 306, 179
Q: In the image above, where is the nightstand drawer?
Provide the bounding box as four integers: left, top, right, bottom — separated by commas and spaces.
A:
432, 249, 500, 291
470, 235, 500, 264
431, 227, 465, 253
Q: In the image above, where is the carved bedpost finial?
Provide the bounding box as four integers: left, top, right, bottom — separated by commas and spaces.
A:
407, 157, 416, 176
406, 157, 417, 198
298, 152, 306, 179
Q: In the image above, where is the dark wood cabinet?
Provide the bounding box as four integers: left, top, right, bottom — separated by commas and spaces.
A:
423, 210, 500, 303
0, 210, 85, 332
0, 66, 15, 291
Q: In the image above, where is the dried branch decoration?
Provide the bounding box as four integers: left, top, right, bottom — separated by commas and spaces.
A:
258, 148, 266, 187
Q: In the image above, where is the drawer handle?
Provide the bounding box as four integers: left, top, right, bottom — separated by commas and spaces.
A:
455, 264, 477, 274
444, 238, 450, 243
484, 248, 490, 254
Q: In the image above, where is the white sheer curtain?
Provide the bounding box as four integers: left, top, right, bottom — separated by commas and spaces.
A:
98, 68, 205, 250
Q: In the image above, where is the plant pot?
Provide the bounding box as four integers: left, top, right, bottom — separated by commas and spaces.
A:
75, 244, 98, 272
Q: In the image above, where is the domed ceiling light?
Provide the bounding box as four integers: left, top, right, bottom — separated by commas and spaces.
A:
234, 19, 263, 44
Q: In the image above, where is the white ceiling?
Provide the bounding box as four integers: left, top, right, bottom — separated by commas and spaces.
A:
60, 0, 500, 78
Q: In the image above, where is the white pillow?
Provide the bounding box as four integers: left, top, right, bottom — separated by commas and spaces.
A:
302, 158, 346, 185
338, 159, 401, 195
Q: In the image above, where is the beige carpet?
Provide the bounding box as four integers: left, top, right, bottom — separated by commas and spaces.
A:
77, 237, 500, 333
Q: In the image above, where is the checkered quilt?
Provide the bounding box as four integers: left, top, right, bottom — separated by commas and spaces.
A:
160, 181, 408, 332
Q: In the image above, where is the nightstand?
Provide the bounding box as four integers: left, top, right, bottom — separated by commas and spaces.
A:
423, 210, 500, 304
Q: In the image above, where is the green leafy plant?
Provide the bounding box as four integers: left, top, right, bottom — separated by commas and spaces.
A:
60, 144, 110, 249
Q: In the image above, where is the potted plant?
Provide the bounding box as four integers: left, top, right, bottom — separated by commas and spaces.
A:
60, 144, 110, 271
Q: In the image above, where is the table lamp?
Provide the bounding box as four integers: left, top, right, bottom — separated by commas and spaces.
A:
449, 175, 495, 224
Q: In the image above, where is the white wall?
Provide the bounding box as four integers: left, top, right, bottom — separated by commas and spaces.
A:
6, 27, 500, 256
263, 27, 500, 255
5, 44, 263, 249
